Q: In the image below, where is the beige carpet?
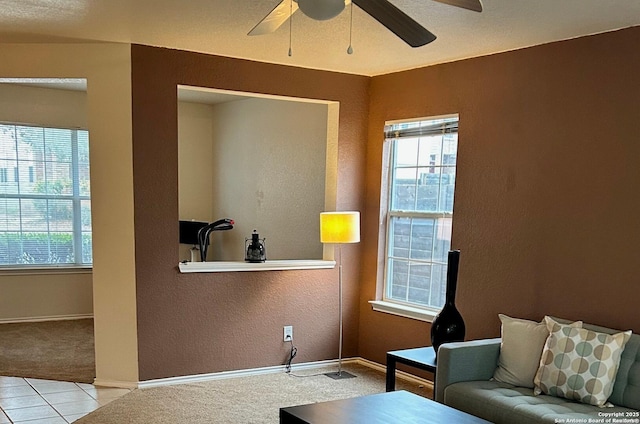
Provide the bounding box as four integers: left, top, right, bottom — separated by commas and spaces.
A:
77, 363, 432, 423
0, 319, 95, 384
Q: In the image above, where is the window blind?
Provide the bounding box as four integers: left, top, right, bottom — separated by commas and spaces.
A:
385, 119, 458, 140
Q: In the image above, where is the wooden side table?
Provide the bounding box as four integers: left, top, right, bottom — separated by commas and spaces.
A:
386, 346, 437, 394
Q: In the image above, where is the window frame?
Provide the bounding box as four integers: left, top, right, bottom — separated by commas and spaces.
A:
371, 114, 458, 321
0, 122, 92, 269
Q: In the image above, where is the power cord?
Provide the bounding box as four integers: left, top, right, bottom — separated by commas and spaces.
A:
284, 338, 334, 378
284, 337, 339, 378
285, 337, 297, 373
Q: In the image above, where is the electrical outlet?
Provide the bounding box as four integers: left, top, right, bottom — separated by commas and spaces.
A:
283, 325, 293, 341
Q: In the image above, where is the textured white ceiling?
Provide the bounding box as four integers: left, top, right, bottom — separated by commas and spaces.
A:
1, 0, 639, 76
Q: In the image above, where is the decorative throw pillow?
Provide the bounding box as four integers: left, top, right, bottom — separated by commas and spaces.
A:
533, 316, 632, 407
493, 314, 582, 388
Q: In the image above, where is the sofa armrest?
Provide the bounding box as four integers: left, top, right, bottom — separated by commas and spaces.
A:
435, 338, 501, 404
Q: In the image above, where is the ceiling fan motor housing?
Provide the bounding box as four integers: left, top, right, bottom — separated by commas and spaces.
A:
297, 0, 346, 20
250, 0, 482, 48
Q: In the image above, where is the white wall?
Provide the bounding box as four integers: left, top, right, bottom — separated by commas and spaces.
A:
178, 96, 328, 262
0, 43, 139, 385
0, 271, 92, 322
177, 101, 215, 262
0, 84, 93, 322
0, 83, 88, 128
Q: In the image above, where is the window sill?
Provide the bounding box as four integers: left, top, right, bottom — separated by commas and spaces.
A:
369, 300, 439, 323
0, 265, 92, 276
178, 260, 336, 273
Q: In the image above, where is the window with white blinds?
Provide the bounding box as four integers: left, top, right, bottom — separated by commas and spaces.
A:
382, 115, 458, 312
0, 123, 92, 266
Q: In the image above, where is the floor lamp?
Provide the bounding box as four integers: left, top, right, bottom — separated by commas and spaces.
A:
320, 211, 360, 379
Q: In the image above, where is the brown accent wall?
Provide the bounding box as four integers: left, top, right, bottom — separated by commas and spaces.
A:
360, 27, 640, 365
131, 46, 369, 380
131, 27, 640, 380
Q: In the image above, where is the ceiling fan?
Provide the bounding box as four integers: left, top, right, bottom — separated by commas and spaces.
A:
248, 0, 483, 48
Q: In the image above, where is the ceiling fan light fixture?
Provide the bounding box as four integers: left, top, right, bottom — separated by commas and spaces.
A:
297, 0, 345, 21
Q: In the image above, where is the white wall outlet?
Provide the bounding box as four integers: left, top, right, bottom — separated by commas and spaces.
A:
283, 325, 293, 341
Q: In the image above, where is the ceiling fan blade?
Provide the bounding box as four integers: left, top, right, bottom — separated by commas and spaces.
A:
431, 0, 483, 12
248, 1, 299, 36
353, 0, 436, 47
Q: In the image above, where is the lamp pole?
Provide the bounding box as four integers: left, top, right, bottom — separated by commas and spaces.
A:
337, 244, 344, 375
320, 211, 359, 380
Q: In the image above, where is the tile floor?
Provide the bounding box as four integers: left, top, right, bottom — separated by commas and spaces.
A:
0, 376, 131, 424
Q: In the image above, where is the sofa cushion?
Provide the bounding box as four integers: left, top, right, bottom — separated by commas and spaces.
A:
444, 380, 638, 424
534, 317, 632, 407
493, 315, 582, 388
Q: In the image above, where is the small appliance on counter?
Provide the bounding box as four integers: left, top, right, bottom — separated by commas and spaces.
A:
245, 230, 266, 263
197, 218, 234, 262
179, 220, 208, 262
179, 218, 234, 262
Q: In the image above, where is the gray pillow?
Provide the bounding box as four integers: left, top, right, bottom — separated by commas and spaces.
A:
493, 314, 582, 388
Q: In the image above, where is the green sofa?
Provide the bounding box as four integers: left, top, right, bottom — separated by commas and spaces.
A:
435, 323, 640, 424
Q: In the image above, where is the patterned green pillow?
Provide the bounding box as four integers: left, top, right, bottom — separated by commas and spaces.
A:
533, 316, 632, 407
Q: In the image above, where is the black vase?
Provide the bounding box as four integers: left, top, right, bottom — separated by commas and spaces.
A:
430, 250, 465, 359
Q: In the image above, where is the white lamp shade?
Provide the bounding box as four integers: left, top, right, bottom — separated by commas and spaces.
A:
297, 0, 345, 21
320, 211, 360, 244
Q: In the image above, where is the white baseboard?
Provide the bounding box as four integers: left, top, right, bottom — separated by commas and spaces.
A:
137, 358, 344, 389
92, 379, 139, 390
0, 314, 93, 324
126, 357, 432, 390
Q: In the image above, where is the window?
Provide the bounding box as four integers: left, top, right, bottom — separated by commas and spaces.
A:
382, 115, 458, 314
0, 123, 92, 266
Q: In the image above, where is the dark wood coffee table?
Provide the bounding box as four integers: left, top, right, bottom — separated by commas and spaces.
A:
279, 390, 490, 424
